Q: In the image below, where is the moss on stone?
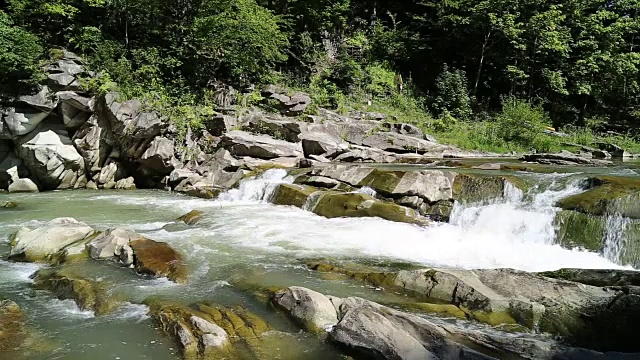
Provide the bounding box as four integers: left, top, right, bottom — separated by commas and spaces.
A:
306, 261, 399, 290
397, 302, 467, 320
271, 184, 319, 208
32, 268, 118, 315
357, 170, 405, 194
176, 210, 204, 225
312, 192, 429, 226
453, 174, 511, 203
557, 176, 640, 218
464, 308, 518, 327
554, 210, 605, 251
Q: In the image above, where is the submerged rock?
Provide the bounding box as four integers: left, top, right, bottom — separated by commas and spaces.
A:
1, 201, 17, 208
538, 268, 640, 288
146, 300, 270, 359
129, 239, 188, 283
9, 218, 95, 263
0, 300, 27, 357
31, 268, 118, 315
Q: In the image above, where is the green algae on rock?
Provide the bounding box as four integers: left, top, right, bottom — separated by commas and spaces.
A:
271, 183, 318, 208
557, 176, 640, 218
176, 210, 205, 225
554, 210, 605, 251
31, 268, 119, 315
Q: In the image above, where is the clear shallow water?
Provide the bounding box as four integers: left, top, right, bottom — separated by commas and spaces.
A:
0, 168, 634, 359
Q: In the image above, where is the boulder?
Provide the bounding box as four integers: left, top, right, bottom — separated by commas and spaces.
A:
330, 298, 492, 360
146, 301, 268, 359
31, 268, 118, 315
9, 218, 95, 262
272, 287, 340, 333
138, 137, 175, 175
538, 268, 640, 288
46, 51, 86, 91
360, 132, 446, 154
384, 123, 427, 140
0, 151, 27, 190
0, 300, 27, 357
244, 114, 307, 142
204, 113, 237, 137
176, 210, 204, 225
86, 228, 144, 264
129, 239, 188, 283
271, 184, 318, 208
312, 192, 429, 226
16, 127, 86, 190
261, 85, 311, 115
221, 130, 302, 159
333, 146, 396, 163
522, 151, 612, 166
597, 142, 631, 158
72, 115, 119, 185
57, 91, 92, 129
557, 176, 640, 218
7, 178, 39, 193
0, 86, 57, 139
2, 201, 17, 209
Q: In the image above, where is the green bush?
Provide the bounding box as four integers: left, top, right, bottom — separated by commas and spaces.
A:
433, 65, 472, 120
0, 11, 44, 97
364, 64, 397, 97
495, 97, 553, 151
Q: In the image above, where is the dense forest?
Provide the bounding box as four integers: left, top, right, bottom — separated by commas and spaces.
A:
2, 0, 640, 152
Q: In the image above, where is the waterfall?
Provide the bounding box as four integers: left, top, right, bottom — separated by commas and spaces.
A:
602, 215, 630, 263
217, 169, 292, 203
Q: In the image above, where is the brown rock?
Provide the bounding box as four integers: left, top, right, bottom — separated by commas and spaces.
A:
130, 239, 188, 283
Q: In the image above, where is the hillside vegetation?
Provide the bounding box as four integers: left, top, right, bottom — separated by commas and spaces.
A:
2, 0, 640, 153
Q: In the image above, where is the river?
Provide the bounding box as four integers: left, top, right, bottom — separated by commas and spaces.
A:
0, 165, 637, 359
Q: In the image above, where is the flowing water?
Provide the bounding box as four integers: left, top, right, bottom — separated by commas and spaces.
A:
0, 166, 637, 359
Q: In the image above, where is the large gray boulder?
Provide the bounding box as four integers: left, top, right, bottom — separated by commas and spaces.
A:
360, 132, 446, 154
522, 151, 612, 166
86, 228, 145, 265
16, 126, 86, 190
221, 130, 302, 159
138, 137, 175, 175
72, 115, 118, 184
9, 218, 95, 262
300, 123, 348, 158
57, 91, 93, 129
0, 86, 57, 139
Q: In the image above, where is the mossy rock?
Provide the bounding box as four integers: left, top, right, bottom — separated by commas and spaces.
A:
306, 261, 399, 290
394, 302, 467, 320
176, 210, 204, 225
557, 176, 640, 218
184, 186, 223, 200
1, 201, 17, 209
453, 173, 525, 203
554, 211, 605, 251
130, 239, 188, 283
357, 169, 405, 195
271, 183, 319, 208
0, 300, 25, 355
312, 192, 429, 226
538, 268, 640, 287
31, 268, 119, 315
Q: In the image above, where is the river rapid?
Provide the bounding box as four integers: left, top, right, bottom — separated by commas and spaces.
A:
0, 165, 637, 359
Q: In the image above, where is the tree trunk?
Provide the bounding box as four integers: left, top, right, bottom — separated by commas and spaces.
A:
473, 31, 491, 98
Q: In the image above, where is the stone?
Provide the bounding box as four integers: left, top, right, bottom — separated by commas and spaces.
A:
138, 137, 175, 175
0, 86, 57, 140
0, 300, 28, 358
176, 210, 204, 225
272, 286, 340, 333
538, 268, 640, 288
554, 211, 605, 251
522, 151, 612, 166
16, 127, 86, 190
261, 85, 311, 115
244, 114, 307, 142
1, 201, 17, 209
330, 297, 493, 360
31, 268, 118, 315
360, 132, 446, 154
46, 51, 86, 91
557, 176, 640, 218
114, 176, 136, 190
271, 184, 318, 208
204, 114, 237, 137
385, 123, 426, 139
72, 115, 119, 185
7, 178, 38, 193
312, 192, 429, 226
299, 123, 348, 158
86, 228, 145, 263
9, 218, 95, 262
296, 175, 342, 189
333, 146, 396, 163
221, 130, 302, 159
129, 239, 188, 283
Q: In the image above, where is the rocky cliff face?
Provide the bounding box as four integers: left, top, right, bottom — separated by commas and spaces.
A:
1, 51, 493, 197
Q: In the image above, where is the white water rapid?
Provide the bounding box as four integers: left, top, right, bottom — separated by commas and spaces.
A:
204, 170, 626, 272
